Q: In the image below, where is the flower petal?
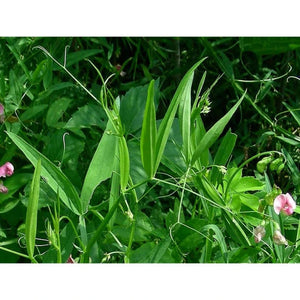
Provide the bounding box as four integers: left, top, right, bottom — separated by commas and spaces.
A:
0, 162, 14, 178
285, 193, 296, 209
273, 194, 285, 215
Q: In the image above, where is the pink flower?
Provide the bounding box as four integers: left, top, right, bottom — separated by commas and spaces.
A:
0, 182, 8, 193
0, 103, 4, 123
0, 162, 14, 178
66, 255, 76, 263
253, 225, 266, 243
273, 193, 296, 215
273, 230, 288, 246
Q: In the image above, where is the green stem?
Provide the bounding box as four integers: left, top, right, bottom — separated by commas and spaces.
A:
124, 180, 139, 263
124, 201, 137, 263
59, 216, 85, 251
0, 246, 31, 261
80, 195, 122, 263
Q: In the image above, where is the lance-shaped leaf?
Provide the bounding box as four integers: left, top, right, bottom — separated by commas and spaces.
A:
25, 159, 41, 261
140, 80, 157, 178
119, 136, 130, 191
6, 131, 82, 215
191, 90, 246, 167
154, 58, 207, 174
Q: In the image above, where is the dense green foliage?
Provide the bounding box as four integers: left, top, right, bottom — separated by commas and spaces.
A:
0, 37, 299, 263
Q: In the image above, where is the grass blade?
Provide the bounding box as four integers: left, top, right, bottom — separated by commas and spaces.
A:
25, 159, 41, 262
6, 131, 82, 215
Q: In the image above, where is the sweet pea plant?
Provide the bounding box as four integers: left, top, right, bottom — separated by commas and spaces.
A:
0, 37, 299, 263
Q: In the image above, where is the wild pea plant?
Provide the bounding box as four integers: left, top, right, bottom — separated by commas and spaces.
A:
0, 39, 299, 263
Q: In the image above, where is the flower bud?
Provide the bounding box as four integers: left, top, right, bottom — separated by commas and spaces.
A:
0, 183, 8, 193
66, 255, 76, 263
273, 230, 288, 245
253, 225, 266, 243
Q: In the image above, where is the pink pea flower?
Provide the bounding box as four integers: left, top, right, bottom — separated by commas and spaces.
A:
273, 230, 288, 246
0, 162, 14, 178
273, 193, 296, 215
253, 225, 266, 243
0, 181, 8, 193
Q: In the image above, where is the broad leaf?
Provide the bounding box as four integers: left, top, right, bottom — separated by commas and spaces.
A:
80, 120, 118, 212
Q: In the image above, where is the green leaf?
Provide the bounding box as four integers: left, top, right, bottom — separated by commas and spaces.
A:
120, 79, 159, 134
283, 102, 300, 126
140, 80, 157, 178
128, 139, 148, 198
0, 173, 32, 204
43, 58, 53, 90
149, 236, 171, 263
161, 119, 186, 176
119, 136, 130, 191
282, 148, 300, 190
201, 224, 227, 261
108, 158, 120, 230
20, 104, 48, 121
222, 211, 251, 246
31, 59, 47, 85
130, 242, 156, 263
154, 58, 207, 174
232, 177, 264, 193
46, 97, 72, 128
211, 129, 237, 184
80, 120, 118, 212
275, 135, 300, 146
25, 159, 41, 261
239, 37, 300, 55
6, 43, 31, 80
191, 91, 246, 166
64, 104, 108, 130
6, 131, 82, 215
178, 71, 193, 163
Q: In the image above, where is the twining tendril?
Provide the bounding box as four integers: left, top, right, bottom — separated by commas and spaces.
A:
236, 64, 292, 83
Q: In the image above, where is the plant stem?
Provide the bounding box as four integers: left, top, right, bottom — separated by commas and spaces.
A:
80, 195, 122, 263
0, 246, 31, 261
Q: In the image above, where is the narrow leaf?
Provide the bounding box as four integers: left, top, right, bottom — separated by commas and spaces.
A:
6, 131, 82, 215
25, 159, 41, 261
154, 58, 207, 174
211, 129, 237, 184
283, 102, 300, 126
178, 73, 193, 163
119, 136, 130, 191
191, 90, 246, 166
140, 80, 157, 178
